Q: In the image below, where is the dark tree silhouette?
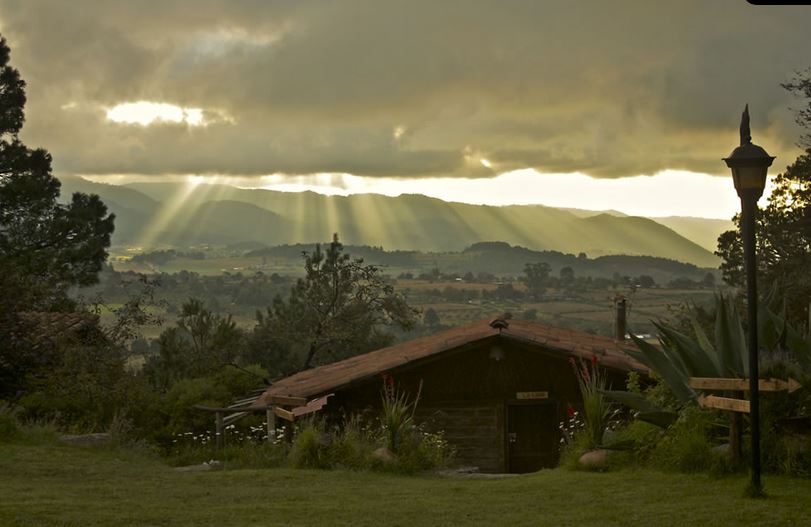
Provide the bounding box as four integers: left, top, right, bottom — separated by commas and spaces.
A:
0, 35, 115, 395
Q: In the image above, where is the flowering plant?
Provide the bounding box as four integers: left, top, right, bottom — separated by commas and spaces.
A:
559, 405, 585, 449
570, 355, 612, 449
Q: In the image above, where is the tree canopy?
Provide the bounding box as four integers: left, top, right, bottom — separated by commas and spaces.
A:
716, 70, 811, 325
0, 35, 114, 313
249, 234, 417, 373
0, 35, 115, 396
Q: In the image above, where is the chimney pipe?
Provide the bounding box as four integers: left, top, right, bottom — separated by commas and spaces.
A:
615, 296, 627, 341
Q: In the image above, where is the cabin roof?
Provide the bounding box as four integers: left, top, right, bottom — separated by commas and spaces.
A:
257, 318, 646, 403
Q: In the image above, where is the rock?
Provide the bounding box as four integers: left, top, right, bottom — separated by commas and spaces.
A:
578, 449, 609, 469
711, 443, 730, 455
60, 433, 110, 446
371, 447, 397, 464
175, 460, 222, 472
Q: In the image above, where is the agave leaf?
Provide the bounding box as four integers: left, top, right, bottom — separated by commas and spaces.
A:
600, 439, 638, 451
602, 390, 662, 414
690, 316, 721, 372
655, 321, 720, 377
782, 317, 811, 370
636, 411, 679, 429
714, 294, 747, 377
628, 334, 696, 403
602, 390, 679, 428
758, 304, 784, 353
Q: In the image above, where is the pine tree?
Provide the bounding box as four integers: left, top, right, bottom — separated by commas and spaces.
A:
0, 35, 115, 313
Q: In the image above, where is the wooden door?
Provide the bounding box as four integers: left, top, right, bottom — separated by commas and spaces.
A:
507, 403, 558, 473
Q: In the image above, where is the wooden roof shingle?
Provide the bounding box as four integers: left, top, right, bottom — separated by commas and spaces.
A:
257, 318, 646, 403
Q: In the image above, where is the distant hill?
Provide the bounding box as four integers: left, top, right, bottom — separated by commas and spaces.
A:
59, 177, 721, 266
248, 240, 706, 282
650, 216, 733, 253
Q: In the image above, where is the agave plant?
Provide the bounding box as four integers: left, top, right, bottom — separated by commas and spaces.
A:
380, 373, 422, 453
606, 293, 810, 428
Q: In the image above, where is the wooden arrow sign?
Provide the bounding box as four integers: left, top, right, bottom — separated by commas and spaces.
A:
273, 406, 296, 422
264, 395, 308, 407
698, 394, 750, 414
689, 377, 802, 393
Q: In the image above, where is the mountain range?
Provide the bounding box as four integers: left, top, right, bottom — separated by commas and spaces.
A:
58, 176, 731, 267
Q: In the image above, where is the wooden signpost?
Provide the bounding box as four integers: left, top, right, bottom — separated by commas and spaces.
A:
689, 377, 801, 393
698, 394, 750, 414
690, 377, 802, 414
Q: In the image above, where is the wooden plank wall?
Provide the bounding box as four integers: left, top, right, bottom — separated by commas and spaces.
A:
416, 402, 504, 473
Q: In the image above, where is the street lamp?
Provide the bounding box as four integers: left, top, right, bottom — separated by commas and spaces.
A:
723, 104, 775, 495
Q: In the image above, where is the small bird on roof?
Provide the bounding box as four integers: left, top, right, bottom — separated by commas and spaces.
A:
489, 317, 510, 330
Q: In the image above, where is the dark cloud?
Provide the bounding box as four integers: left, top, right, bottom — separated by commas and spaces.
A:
1, 0, 809, 179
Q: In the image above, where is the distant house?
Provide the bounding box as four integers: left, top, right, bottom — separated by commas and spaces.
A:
258, 318, 645, 473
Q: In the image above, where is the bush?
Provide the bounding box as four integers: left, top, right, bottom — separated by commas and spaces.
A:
141, 364, 269, 448
0, 412, 21, 441
391, 427, 454, 474
289, 421, 332, 469
287, 412, 453, 474
647, 406, 716, 473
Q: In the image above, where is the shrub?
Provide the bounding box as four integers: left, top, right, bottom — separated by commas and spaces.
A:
391, 427, 454, 474
289, 421, 332, 469
648, 406, 716, 473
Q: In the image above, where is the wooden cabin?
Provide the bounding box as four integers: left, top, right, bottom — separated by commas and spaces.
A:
257, 318, 645, 473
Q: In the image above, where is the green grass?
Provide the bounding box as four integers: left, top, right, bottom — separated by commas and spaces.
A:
1, 442, 810, 526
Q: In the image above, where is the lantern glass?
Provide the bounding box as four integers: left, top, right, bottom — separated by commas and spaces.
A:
732, 165, 768, 194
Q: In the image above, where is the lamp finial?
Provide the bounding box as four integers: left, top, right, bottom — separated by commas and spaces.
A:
740, 104, 751, 146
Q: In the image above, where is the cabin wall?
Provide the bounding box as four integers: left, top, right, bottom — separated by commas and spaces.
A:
416, 402, 504, 473
326, 336, 629, 473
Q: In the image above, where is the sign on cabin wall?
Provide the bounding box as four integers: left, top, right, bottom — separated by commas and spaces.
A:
516, 391, 549, 400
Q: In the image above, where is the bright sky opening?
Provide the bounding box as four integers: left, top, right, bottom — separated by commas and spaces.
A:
106, 101, 207, 126
242, 169, 767, 219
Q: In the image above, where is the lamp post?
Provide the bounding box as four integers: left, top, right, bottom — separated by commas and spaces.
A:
723, 104, 775, 495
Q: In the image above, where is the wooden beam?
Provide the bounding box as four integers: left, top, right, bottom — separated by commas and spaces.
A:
266, 407, 276, 443
273, 406, 296, 422
265, 395, 307, 407
194, 404, 258, 413
698, 394, 750, 414
215, 411, 224, 449
689, 377, 802, 393
223, 411, 249, 427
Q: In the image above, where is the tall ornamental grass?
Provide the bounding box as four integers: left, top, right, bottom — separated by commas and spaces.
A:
571, 356, 611, 449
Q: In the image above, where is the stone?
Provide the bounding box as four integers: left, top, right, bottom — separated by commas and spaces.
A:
578, 449, 609, 469
175, 460, 222, 472
711, 443, 730, 455
371, 447, 397, 465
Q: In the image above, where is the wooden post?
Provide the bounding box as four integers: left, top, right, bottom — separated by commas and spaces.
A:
266, 407, 275, 443
215, 411, 224, 449
729, 394, 742, 465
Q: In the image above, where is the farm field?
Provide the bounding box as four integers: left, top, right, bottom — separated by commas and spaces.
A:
410, 285, 715, 336
1, 442, 809, 527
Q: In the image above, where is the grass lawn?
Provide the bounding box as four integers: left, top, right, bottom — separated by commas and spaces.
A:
2, 442, 810, 526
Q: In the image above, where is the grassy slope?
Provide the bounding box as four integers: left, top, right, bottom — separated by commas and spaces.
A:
2, 442, 810, 526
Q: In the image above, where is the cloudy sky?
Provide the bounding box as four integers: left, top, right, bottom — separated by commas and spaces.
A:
1, 0, 810, 218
